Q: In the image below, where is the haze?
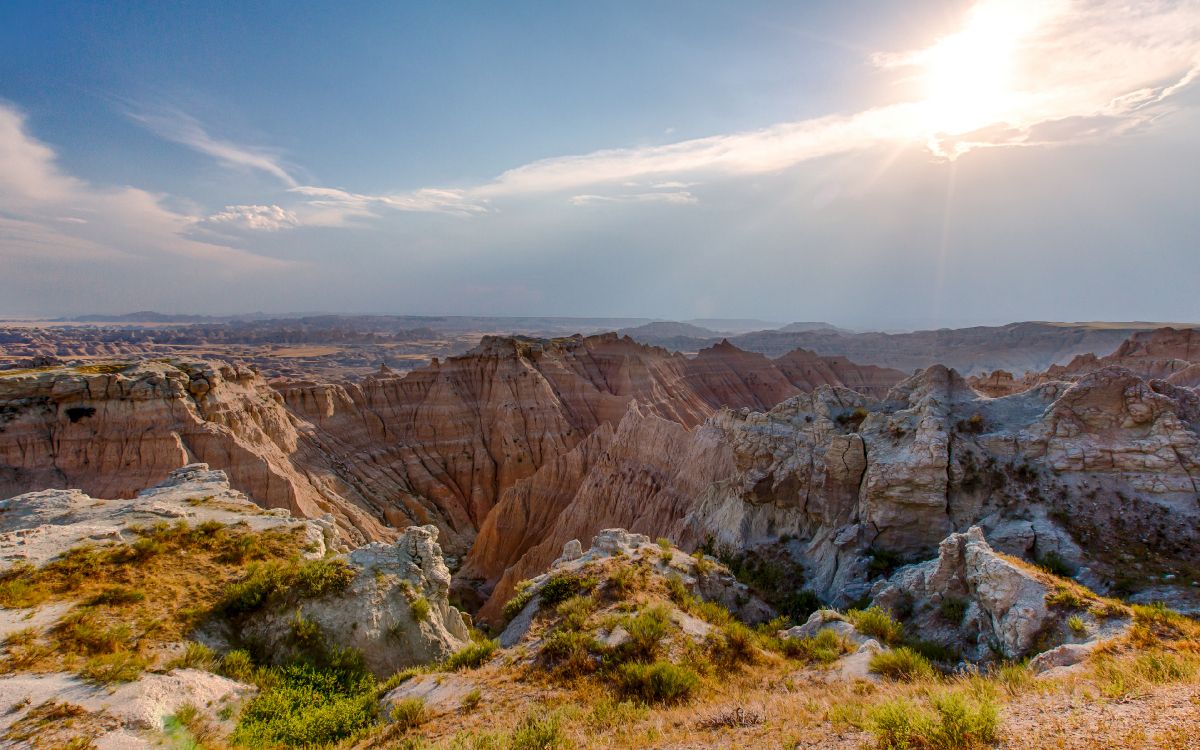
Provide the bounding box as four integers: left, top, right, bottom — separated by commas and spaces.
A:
2, 0, 1198, 329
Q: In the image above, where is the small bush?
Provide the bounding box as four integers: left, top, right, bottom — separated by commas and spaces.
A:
613, 605, 671, 664
231, 658, 378, 748
445, 639, 498, 671
166, 641, 219, 671
848, 607, 904, 645
460, 688, 482, 712
555, 594, 595, 630
1045, 585, 1087, 610
377, 666, 426, 696
709, 621, 760, 665
542, 629, 600, 676
776, 628, 851, 663
539, 571, 595, 607
616, 660, 699, 704
606, 564, 638, 598
1067, 615, 1087, 635
502, 581, 535, 622
409, 596, 431, 622
869, 647, 936, 682
87, 586, 146, 606
80, 650, 148, 684
938, 596, 968, 624
507, 708, 571, 750
1036, 551, 1075, 578
906, 639, 959, 664
387, 697, 426, 731
219, 649, 257, 683
867, 548, 904, 578
868, 692, 998, 749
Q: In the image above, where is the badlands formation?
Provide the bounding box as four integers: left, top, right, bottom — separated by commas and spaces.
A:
0, 324, 1197, 748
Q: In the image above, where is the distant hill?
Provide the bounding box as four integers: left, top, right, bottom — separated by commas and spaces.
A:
681, 318, 780, 334
617, 321, 721, 340
776, 321, 851, 334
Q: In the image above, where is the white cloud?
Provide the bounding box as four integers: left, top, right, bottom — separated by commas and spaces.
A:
287, 185, 489, 224
0, 103, 292, 271
569, 191, 698, 206
205, 204, 299, 231
129, 107, 299, 187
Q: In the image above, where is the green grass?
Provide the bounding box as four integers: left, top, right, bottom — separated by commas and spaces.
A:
774, 628, 853, 663
615, 660, 699, 704
539, 571, 596, 607
869, 647, 937, 682
848, 607, 905, 645
218, 557, 356, 615
79, 650, 148, 684
387, 697, 427, 731
502, 581, 536, 622
231, 658, 379, 748
867, 692, 999, 749
445, 639, 498, 671
410, 595, 431, 622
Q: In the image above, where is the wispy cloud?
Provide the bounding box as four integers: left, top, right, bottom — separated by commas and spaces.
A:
286, 185, 489, 224
0, 103, 293, 270
129, 107, 299, 187
569, 190, 698, 206
204, 204, 300, 231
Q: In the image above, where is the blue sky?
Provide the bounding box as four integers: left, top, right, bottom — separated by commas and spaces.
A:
2, 1, 1198, 327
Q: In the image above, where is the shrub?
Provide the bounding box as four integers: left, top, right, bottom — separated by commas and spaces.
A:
289, 610, 324, 647
867, 548, 904, 578
502, 580, 535, 622
542, 629, 600, 676
80, 650, 148, 684
219, 557, 355, 616
387, 697, 426, 731
1036, 551, 1075, 578
293, 558, 356, 598
848, 607, 904, 645
869, 647, 936, 682
410, 596, 431, 622
555, 594, 595, 630
219, 649, 257, 683
776, 628, 851, 663
1067, 615, 1087, 635
938, 596, 968, 624
166, 641, 220, 671
445, 639, 498, 671
377, 666, 426, 696
87, 586, 146, 606
709, 621, 759, 665
231, 659, 378, 748
616, 661, 699, 704
614, 605, 671, 664
1045, 585, 1087, 610
868, 692, 999, 749
507, 708, 571, 750
460, 688, 482, 711
606, 564, 638, 598
906, 639, 959, 664
539, 571, 594, 607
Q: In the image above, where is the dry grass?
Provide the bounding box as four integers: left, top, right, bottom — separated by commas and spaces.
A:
0, 520, 304, 678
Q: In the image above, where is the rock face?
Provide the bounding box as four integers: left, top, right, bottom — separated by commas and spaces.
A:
235, 524, 470, 678
0, 463, 337, 568
496, 529, 772, 646
872, 527, 1057, 660
669, 364, 1200, 605
0, 334, 899, 563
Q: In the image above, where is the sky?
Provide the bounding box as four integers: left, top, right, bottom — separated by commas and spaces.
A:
1, 0, 1198, 329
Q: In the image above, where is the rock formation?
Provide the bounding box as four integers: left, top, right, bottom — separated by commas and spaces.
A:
235, 524, 471, 677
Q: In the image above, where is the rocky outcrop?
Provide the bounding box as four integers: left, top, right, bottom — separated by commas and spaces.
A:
233, 524, 470, 678
774, 348, 906, 399
0, 463, 338, 568
497, 529, 772, 645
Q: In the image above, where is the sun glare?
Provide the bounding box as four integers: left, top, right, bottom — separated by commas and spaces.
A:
916, 0, 1061, 135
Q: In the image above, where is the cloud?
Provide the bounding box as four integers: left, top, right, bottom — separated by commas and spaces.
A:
129, 107, 299, 187
286, 185, 489, 224
569, 191, 698, 206
204, 204, 299, 231
0, 102, 292, 271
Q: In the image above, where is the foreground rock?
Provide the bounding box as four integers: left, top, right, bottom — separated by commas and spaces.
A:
231, 524, 471, 677
871, 526, 1130, 662
0, 463, 338, 569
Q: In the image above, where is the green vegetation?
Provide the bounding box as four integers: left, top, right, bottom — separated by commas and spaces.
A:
218, 556, 355, 615
410, 595, 431, 622
773, 627, 853, 664
615, 660, 699, 704
231, 656, 379, 748
539, 571, 596, 607
938, 596, 968, 625
445, 639, 498, 671
867, 692, 999, 749
696, 538, 821, 620
1035, 551, 1075, 578
848, 607, 905, 645
387, 697, 427, 731
502, 580, 536, 622
79, 651, 148, 684
868, 647, 937, 682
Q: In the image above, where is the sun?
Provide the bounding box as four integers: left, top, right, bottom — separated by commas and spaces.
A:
915, 0, 1057, 135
